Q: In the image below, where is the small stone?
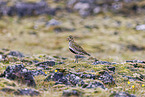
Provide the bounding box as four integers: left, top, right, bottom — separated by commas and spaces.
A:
7, 51, 24, 58
92, 61, 111, 65
111, 92, 136, 97
126, 60, 145, 63
46, 19, 61, 27
14, 88, 40, 96
136, 24, 145, 31
62, 89, 81, 97
93, 6, 101, 14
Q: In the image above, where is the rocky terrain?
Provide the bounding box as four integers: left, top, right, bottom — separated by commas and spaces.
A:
0, 0, 145, 97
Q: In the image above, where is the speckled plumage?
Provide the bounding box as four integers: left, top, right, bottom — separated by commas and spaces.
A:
67, 35, 90, 62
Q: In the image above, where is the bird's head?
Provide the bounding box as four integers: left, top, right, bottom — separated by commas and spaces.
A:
67, 35, 74, 42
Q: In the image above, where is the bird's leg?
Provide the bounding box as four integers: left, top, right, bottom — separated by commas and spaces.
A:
74, 54, 78, 63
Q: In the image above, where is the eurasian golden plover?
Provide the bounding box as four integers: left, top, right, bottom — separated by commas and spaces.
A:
67, 35, 90, 63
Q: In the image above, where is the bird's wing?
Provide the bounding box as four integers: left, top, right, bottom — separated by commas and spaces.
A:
73, 42, 90, 56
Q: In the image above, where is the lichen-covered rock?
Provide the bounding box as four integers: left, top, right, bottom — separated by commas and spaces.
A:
45, 72, 84, 86
0, 1, 57, 17
7, 51, 24, 58
14, 88, 40, 96
1, 88, 15, 93
98, 71, 115, 85
0, 64, 36, 87
31, 70, 47, 76
126, 60, 145, 64
80, 74, 96, 79
45, 72, 71, 85
83, 81, 105, 89
111, 92, 136, 97
36, 61, 55, 66
136, 24, 145, 31
62, 89, 82, 97
67, 0, 144, 17
35, 61, 55, 69
69, 74, 84, 86
93, 61, 111, 65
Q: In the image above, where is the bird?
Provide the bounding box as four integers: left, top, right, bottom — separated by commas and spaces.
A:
67, 35, 91, 63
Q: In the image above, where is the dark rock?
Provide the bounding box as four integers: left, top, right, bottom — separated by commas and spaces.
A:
63, 89, 81, 97
15, 1, 56, 17
28, 31, 37, 35
0, 1, 56, 17
45, 72, 84, 86
31, 70, 47, 76
1, 88, 15, 93
129, 63, 145, 68
107, 66, 115, 72
114, 31, 119, 35
93, 61, 111, 65
84, 81, 105, 89
69, 74, 84, 86
0, 64, 36, 86
80, 74, 96, 79
126, 60, 145, 64
98, 71, 115, 85
35, 61, 55, 69
36, 61, 55, 66
45, 72, 71, 85
127, 44, 145, 52
111, 92, 136, 97
14, 89, 40, 96
7, 51, 24, 58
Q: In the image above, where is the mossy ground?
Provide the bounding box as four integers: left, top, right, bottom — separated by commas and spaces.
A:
0, 1, 145, 96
